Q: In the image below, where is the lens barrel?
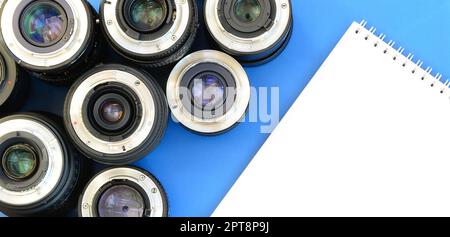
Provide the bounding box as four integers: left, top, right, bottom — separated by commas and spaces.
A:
64, 64, 168, 165
205, 0, 293, 65
100, 0, 199, 68
0, 113, 87, 217
79, 166, 168, 217
0, 0, 102, 84
0, 44, 30, 114
167, 50, 251, 135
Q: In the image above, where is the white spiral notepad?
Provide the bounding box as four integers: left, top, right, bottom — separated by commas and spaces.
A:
213, 21, 450, 217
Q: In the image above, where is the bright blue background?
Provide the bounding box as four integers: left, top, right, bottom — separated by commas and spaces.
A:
2, 0, 450, 217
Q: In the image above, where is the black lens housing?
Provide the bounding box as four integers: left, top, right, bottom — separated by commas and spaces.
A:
0, 44, 30, 114
0, 113, 88, 217
0, 0, 103, 84
206, 0, 293, 66
100, 0, 199, 68
64, 64, 168, 165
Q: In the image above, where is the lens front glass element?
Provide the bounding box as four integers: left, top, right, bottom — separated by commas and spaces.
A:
129, 0, 166, 32
191, 74, 225, 109
234, 0, 261, 23
97, 185, 145, 217
21, 2, 67, 47
100, 100, 125, 124
2, 144, 37, 180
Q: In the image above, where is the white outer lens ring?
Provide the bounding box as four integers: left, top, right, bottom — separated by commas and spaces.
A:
0, 119, 64, 206
102, 0, 191, 55
80, 167, 166, 217
167, 50, 251, 134
205, 0, 291, 54
68, 70, 156, 155
0, 0, 90, 68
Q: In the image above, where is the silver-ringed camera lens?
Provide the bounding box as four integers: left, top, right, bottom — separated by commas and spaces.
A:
100, 0, 198, 67
205, 0, 292, 65
167, 50, 251, 135
0, 0, 102, 83
79, 167, 168, 217
64, 64, 168, 165
0, 113, 85, 217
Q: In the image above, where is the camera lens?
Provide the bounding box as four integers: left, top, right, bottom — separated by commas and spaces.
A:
0, 113, 87, 217
0, 45, 30, 113
167, 50, 251, 135
79, 167, 168, 217
100, 0, 199, 67
64, 64, 168, 165
0, 0, 102, 83
205, 0, 293, 65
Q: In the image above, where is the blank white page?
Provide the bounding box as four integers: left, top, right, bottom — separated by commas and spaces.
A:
213, 21, 450, 217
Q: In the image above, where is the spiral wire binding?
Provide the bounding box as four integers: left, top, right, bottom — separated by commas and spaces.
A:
355, 20, 450, 97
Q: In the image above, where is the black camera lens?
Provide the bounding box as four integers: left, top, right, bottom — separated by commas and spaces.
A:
167, 50, 251, 135
0, 45, 30, 114
64, 64, 168, 165
205, 0, 293, 65
0, 0, 102, 84
0, 113, 87, 217
79, 167, 168, 217
100, 0, 199, 67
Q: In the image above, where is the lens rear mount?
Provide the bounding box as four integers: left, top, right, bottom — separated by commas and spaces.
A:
205, 0, 293, 65
167, 50, 251, 135
100, 0, 198, 67
64, 64, 168, 165
0, 45, 30, 114
79, 167, 168, 217
0, 0, 102, 83
0, 113, 87, 217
